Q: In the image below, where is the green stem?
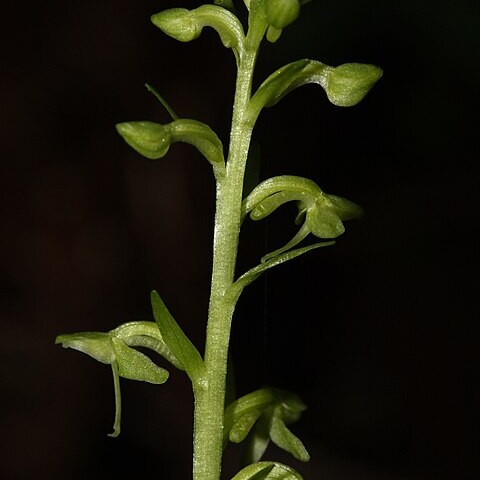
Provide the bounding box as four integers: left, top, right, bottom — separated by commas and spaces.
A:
192, 41, 260, 480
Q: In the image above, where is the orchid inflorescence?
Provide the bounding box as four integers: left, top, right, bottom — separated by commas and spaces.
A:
57, 1, 381, 478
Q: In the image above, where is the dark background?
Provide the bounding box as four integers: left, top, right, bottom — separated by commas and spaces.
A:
1, 0, 478, 479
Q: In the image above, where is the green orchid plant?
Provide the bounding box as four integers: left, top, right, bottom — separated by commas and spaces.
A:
56, 1, 382, 479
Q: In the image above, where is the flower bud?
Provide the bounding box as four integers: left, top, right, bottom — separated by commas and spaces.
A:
326, 63, 383, 107
151, 8, 200, 43
116, 121, 171, 160
265, 0, 300, 29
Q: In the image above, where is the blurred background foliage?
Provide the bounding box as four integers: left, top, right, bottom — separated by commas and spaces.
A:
1, 0, 478, 478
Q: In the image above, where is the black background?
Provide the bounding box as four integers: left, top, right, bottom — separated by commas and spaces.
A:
1, 1, 478, 479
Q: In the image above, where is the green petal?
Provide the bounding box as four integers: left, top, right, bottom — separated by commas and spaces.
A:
229, 408, 265, 443
111, 338, 169, 384
269, 406, 310, 462
306, 206, 345, 239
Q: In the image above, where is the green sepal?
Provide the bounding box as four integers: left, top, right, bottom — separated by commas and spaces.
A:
246, 0, 269, 49
151, 5, 245, 60
231, 461, 303, 480
151, 290, 206, 388
214, 0, 236, 13
266, 25, 282, 43
55, 332, 115, 364
224, 387, 309, 464
269, 406, 310, 461
326, 63, 383, 107
265, 0, 300, 30
229, 408, 265, 443
116, 119, 226, 179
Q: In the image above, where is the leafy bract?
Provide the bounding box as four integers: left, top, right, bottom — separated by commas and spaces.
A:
226, 242, 334, 304
151, 290, 205, 388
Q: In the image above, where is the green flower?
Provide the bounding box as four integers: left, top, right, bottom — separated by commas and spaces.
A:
56, 322, 173, 437
243, 175, 362, 261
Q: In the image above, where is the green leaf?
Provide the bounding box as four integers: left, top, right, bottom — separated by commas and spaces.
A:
326, 63, 383, 107
151, 291, 205, 388
226, 242, 334, 303
55, 332, 115, 364
231, 462, 303, 480
111, 338, 169, 384
145, 83, 179, 121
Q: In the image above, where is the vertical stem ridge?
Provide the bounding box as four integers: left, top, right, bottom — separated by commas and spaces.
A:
192, 45, 259, 480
